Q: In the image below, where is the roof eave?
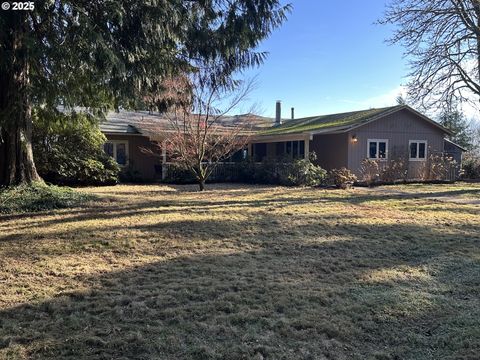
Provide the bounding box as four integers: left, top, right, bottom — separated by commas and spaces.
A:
444, 138, 468, 151
251, 132, 311, 142
101, 131, 144, 136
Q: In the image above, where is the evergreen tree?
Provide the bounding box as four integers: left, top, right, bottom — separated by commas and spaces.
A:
438, 107, 472, 149
396, 94, 407, 105
0, 0, 290, 186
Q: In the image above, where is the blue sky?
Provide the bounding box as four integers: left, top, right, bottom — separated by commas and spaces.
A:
240, 0, 408, 118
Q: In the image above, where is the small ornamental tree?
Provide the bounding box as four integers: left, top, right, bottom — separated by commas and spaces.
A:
142, 74, 257, 191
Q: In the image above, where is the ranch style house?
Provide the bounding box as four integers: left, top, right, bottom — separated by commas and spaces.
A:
99, 103, 465, 182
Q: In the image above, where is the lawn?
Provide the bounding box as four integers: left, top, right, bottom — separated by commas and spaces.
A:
0, 183, 479, 359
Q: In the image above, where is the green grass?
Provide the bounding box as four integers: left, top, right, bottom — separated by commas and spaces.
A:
0, 183, 479, 359
0, 183, 94, 214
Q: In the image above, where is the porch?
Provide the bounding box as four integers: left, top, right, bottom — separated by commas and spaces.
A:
248, 133, 312, 162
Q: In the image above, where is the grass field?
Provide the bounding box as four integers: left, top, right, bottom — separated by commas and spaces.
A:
0, 183, 479, 359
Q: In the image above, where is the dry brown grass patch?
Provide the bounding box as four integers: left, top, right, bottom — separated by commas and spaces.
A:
0, 182, 479, 359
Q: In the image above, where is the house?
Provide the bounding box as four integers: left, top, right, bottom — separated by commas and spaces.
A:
99, 111, 271, 181
100, 111, 164, 181
250, 103, 462, 179
100, 104, 464, 181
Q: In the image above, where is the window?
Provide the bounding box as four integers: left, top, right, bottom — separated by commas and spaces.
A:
116, 143, 127, 165
285, 140, 305, 159
228, 148, 248, 162
276, 142, 284, 156
367, 139, 388, 159
104, 141, 129, 166
252, 143, 267, 162
409, 141, 427, 161
104, 142, 114, 158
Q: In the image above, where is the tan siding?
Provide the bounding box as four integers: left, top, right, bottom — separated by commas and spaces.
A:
105, 134, 162, 181
347, 109, 446, 178
310, 133, 348, 170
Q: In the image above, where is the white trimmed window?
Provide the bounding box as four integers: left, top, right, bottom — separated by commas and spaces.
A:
104, 140, 129, 166
409, 140, 427, 161
367, 139, 388, 160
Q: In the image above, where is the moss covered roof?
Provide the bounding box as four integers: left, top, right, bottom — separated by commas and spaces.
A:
259, 105, 403, 136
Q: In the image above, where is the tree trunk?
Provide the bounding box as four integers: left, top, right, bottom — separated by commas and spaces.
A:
0, 12, 41, 186
198, 179, 205, 191
195, 162, 207, 191
0, 115, 41, 186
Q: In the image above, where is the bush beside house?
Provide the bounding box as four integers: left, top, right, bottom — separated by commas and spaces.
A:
164, 152, 462, 189
287, 155, 328, 187
163, 153, 328, 187
359, 153, 458, 186
162, 153, 364, 189
462, 153, 480, 179
33, 111, 120, 186
328, 168, 358, 189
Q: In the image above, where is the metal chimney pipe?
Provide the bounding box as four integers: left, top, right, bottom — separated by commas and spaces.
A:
275, 101, 282, 125
291, 107, 295, 120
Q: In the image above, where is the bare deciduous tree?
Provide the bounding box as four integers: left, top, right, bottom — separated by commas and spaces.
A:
381, 0, 480, 109
141, 74, 257, 191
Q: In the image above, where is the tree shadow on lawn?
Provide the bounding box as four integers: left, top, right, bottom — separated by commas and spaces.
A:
0, 194, 333, 233
1, 197, 480, 262
1, 215, 479, 360
335, 188, 480, 205
87, 183, 276, 197
2, 184, 478, 232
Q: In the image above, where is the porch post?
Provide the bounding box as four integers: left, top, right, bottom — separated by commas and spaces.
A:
304, 135, 310, 159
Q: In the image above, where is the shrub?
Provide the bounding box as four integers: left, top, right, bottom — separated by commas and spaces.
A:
360, 159, 380, 186
287, 154, 328, 187
235, 160, 256, 183
119, 163, 146, 183
0, 183, 95, 214
462, 153, 480, 179
380, 158, 408, 183
73, 157, 119, 185
32, 109, 120, 185
329, 167, 357, 189
233, 157, 289, 185
166, 153, 327, 187
420, 153, 457, 181
253, 158, 288, 185
234, 153, 327, 187
163, 164, 197, 184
